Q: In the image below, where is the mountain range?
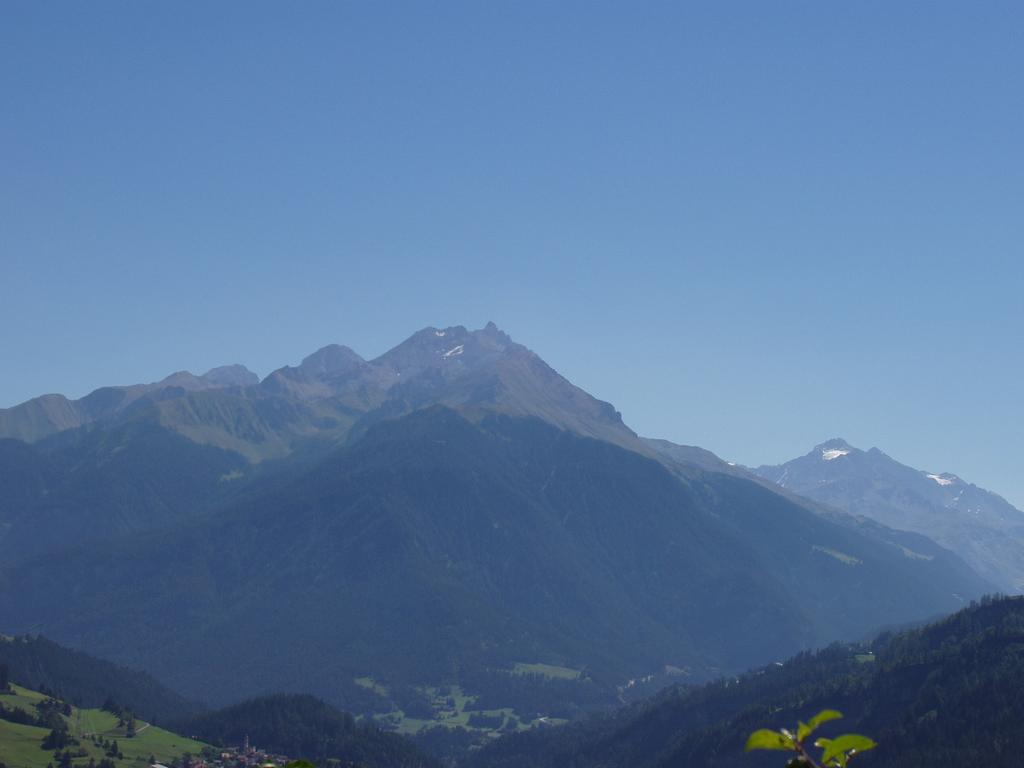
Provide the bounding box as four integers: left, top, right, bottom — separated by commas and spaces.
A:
754, 438, 1024, 593
0, 324, 1003, 723
0, 323, 636, 464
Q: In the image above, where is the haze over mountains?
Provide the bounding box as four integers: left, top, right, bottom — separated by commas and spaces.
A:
0, 323, 635, 462
0, 324, 1004, 725
754, 439, 1024, 593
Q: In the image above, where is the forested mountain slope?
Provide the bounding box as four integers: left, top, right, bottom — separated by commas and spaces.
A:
0, 408, 991, 714
0, 634, 197, 723
173, 694, 435, 768
470, 595, 1024, 768
0, 425, 249, 565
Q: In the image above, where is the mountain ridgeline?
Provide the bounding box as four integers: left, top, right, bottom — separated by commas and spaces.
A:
0, 323, 635, 468
0, 324, 1002, 730
0, 323, 634, 566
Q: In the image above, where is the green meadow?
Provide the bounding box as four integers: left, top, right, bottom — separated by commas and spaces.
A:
360, 671, 577, 738
0, 685, 210, 768
511, 663, 582, 681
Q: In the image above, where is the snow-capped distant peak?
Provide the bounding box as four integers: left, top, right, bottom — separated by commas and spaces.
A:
822, 448, 850, 461
442, 344, 465, 359
927, 473, 956, 486
435, 330, 446, 337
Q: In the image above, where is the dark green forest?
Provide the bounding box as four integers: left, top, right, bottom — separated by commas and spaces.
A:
174, 694, 434, 768
0, 635, 198, 722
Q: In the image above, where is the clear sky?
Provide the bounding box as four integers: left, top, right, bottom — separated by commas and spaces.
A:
2, 2, 1022, 506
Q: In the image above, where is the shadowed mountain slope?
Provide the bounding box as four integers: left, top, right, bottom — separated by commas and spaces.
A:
0, 421, 250, 565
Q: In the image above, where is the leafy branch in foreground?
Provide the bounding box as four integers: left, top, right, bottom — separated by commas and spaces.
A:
745, 709, 875, 767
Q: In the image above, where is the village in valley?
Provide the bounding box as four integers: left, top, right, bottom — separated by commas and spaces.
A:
155, 738, 293, 768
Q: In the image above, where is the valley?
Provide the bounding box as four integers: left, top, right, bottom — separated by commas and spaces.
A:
7, 4, 1018, 764
1, 325, 1019, 768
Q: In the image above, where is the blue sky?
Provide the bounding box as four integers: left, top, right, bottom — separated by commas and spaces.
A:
2, 2, 1022, 505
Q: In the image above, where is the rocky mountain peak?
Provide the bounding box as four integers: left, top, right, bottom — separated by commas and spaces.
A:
298, 344, 366, 376
373, 324, 518, 376
201, 364, 260, 388
812, 437, 857, 461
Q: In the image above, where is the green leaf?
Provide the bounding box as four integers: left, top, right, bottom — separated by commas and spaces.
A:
797, 721, 810, 743
808, 709, 843, 731
818, 734, 877, 764
816, 738, 845, 767
745, 728, 796, 752
798, 709, 843, 742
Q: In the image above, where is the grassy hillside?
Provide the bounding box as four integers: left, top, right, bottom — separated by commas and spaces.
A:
0, 684, 209, 768
353, 676, 575, 739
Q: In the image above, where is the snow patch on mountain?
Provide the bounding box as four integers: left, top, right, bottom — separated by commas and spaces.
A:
822, 449, 850, 461
442, 345, 465, 359
927, 473, 956, 486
